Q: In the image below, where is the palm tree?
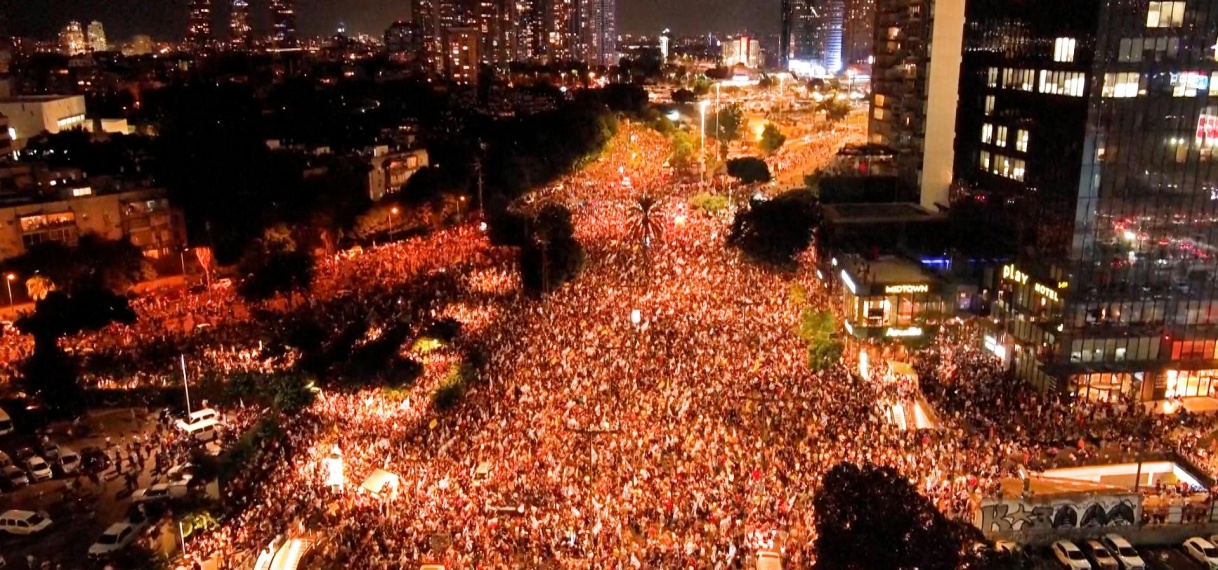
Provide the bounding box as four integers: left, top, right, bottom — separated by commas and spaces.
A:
628, 195, 662, 250
25, 275, 56, 301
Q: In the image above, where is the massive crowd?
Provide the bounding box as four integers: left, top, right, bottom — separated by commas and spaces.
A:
5, 119, 1218, 568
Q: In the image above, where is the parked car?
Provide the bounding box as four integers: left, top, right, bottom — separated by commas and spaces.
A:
22, 456, 52, 482
0, 510, 52, 536
132, 482, 189, 504
1100, 534, 1145, 570
1081, 540, 1119, 570
87, 522, 142, 559
37, 440, 60, 462
0, 406, 14, 436
80, 446, 111, 472
1052, 540, 1093, 570
54, 447, 81, 476
1186, 537, 1218, 569
13, 447, 34, 462
0, 465, 28, 490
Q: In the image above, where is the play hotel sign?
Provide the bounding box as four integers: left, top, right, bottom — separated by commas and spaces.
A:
1001, 264, 1063, 303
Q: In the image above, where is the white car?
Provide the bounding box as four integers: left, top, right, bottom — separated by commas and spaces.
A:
1052, 540, 1093, 570
132, 482, 188, 504
22, 456, 52, 482
0, 510, 51, 536
55, 447, 81, 475
88, 522, 141, 558
1100, 534, 1145, 570
1185, 537, 1218, 569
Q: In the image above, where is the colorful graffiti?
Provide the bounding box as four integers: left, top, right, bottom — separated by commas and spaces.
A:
975, 495, 1140, 533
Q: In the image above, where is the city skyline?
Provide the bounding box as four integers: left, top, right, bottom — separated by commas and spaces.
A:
1, 0, 784, 41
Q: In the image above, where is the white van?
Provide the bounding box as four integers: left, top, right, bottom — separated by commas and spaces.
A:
0, 408, 13, 436
187, 408, 221, 424
0, 510, 51, 536
175, 418, 218, 443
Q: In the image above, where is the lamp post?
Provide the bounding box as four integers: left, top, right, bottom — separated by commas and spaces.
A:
699, 100, 710, 187
457, 196, 467, 223
4, 273, 14, 311
389, 206, 399, 241
715, 83, 722, 160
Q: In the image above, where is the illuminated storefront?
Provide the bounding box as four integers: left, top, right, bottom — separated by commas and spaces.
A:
837, 256, 948, 341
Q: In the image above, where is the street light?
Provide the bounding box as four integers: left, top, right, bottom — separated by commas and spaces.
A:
389, 206, 399, 241
5, 273, 14, 311
457, 196, 467, 223
699, 100, 710, 187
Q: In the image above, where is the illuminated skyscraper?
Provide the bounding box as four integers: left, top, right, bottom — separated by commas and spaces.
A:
578, 0, 616, 67
229, 0, 251, 47
187, 0, 212, 46
513, 0, 544, 61
412, 0, 443, 72
547, 0, 578, 61
842, 0, 873, 66
86, 21, 107, 52
270, 0, 297, 47
477, 0, 516, 65
445, 26, 481, 84
59, 21, 86, 56
782, 0, 844, 74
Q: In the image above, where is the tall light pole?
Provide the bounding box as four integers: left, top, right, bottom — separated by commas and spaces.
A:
714, 83, 721, 160
5, 273, 14, 311
389, 206, 399, 241
700, 100, 710, 187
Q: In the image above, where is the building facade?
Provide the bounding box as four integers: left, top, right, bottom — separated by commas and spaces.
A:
0, 187, 182, 261
961, 0, 1218, 402
842, 0, 874, 67
782, 0, 844, 74
0, 95, 87, 149
187, 0, 212, 47
868, 0, 965, 210
578, 0, 616, 67
270, 0, 297, 48
59, 21, 86, 56
722, 35, 763, 68
386, 20, 424, 62
366, 147, 430, 201
86, 21, 107, 53
547, 0, 580, 61
230, 0, 251, 47
445, 27, 481, 84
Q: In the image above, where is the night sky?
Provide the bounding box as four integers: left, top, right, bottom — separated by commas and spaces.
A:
0, 0, 782, 42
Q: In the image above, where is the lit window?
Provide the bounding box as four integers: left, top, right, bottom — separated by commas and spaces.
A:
1148, 1, 1186, 28
1102, 72, 1141, 97
987, 67, 999, 88
982, 123, 993, 144
71, 187, 92, 197
980, 150, 991, 170
1054, 37, 1076, 62
996, 126, 1008, 147
985, 95, 995, 115
1172, 71, 1209, 97
1016, 129, 1029, 153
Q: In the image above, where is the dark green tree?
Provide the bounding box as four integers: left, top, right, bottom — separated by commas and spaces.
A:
726, 157, 772, 184
759, 123, 787, 155
236, 234, 316, 306
5, 234, 155, 295
714, 103, 745, 156
819, 97, 853, 123
520, 204, 585, 295
814, 463, 974, 570
669, 131, 696, 170
728, 189, 818, 266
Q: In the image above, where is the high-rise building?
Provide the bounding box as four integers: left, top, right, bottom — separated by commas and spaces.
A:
960, 0, 1218, 402
513, 0, 545, 61
187, 0, 212, 47
659, 28, 671, 61
868, 0, 965, 208
385, 20, 425, 61
412, 0, 443, 72
782, 0, 845, 74
270, 0, 297, 48
722, 35, 762, 68
476, 0, 515, 65
230, 0, 251, 47
86, 21, 107, 52
445, 26, 481, 84
59, 21, 86, 56
578, 0, 616, 67
841, 0, 874, 66
547, 0, 579, 61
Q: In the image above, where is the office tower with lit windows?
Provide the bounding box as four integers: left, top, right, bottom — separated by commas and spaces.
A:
476, 0, 515, 65
187, 0, 212, 46
230, 0, 251, 47
445, 27, 481, 84
781, 0, 844, 74
962, 0, 1218, 402
386, 20, 425, 62
86, 21, 107, 52
412, 0, 443, 72
270, 0, 297, 47
722, 35, 762, 68
59, 21, 86, 55
869, 0, 965, 207
547, 0, 579, 61
842, 0, 874, 66
513, 0, 544, 61
578, 0, 616, 67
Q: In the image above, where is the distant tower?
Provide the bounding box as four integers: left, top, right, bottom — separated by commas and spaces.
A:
412, 0, 443, 72
229, 0, 251, 47
86, 21, 107, 52
59, 21, 86, 56
270, 0, 298, 47
578, 0, 616, 67
337, 21, 347, 36
187, 0, 213, 47
546, 0, 578, 61
659, 28, 670, 61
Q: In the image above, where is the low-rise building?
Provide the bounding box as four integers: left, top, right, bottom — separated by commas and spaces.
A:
0, 95, 88, 150
0, 186, 182, 261
366, 146, 429, 201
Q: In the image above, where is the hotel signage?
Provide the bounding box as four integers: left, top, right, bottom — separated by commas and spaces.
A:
884, 284, 930, 294
1001, 264, 1062, 303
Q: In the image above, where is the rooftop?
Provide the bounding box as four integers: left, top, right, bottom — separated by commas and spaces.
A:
0, 94, 83, 104
823, 202, 942, 224
841, 255, 936, 286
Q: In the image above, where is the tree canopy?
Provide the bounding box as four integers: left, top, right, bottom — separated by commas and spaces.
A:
714, 103, 745, 155
236, 228, 316, 305
759, 123, 787, 155
814, 463, 975, 570
726, 157, 772, 184
4, 234, 155, 296
728, 189, 819, 266
519, 204, 585, 295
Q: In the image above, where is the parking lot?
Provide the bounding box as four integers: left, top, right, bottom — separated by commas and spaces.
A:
1022, 542, 1218, 570
0, 407, 179, 568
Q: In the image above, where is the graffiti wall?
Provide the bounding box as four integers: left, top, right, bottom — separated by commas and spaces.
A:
975, 494, 1141, 534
